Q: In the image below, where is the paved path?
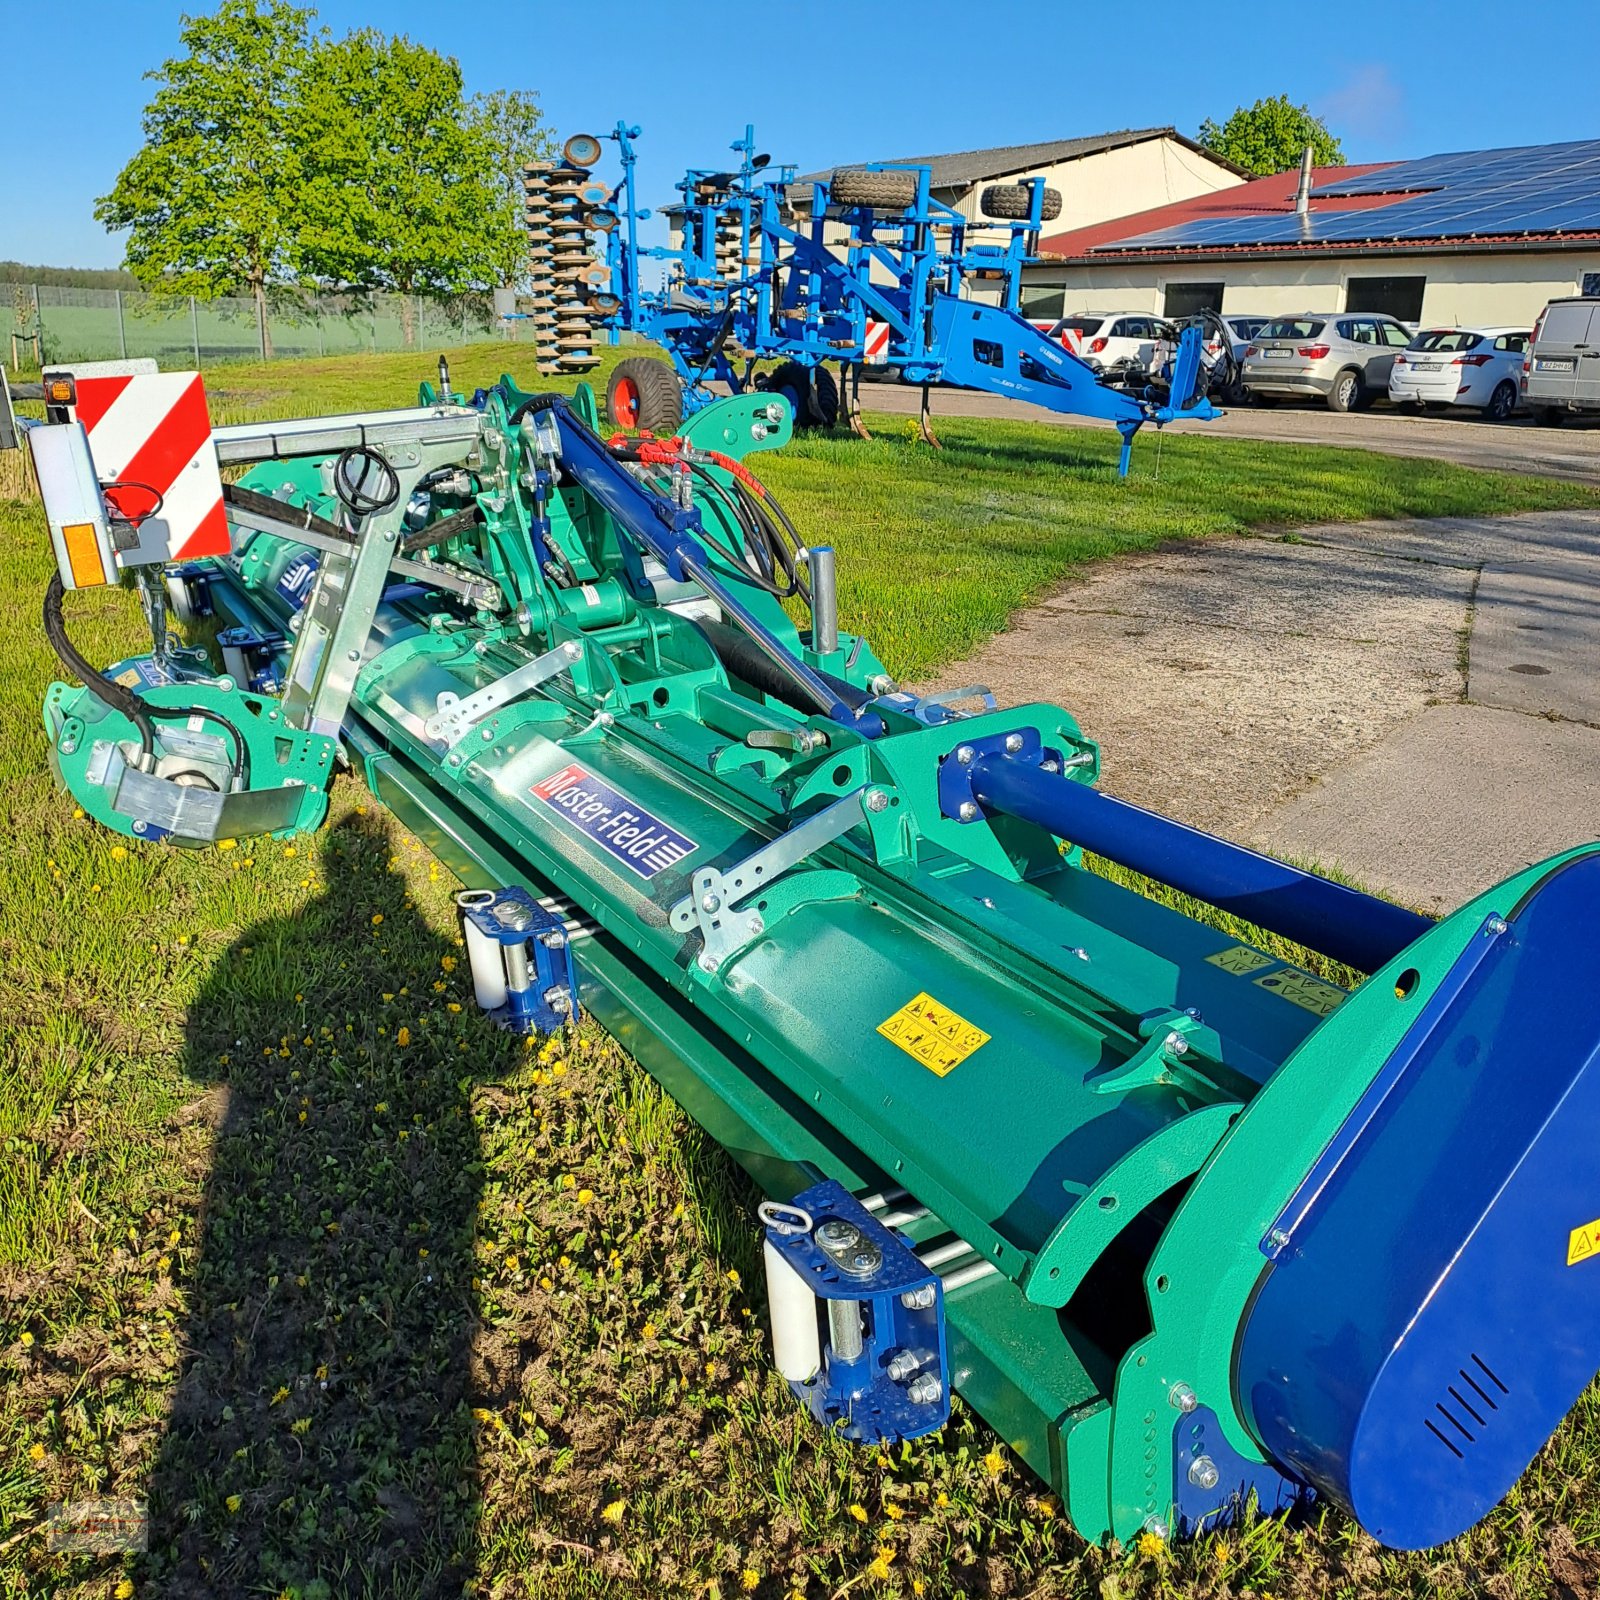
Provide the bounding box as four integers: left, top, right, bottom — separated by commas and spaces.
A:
861, 383, 1600, 480
930, 508, 1600, 914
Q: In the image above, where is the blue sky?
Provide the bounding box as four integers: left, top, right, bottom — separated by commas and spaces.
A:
3, 0, 1594, 270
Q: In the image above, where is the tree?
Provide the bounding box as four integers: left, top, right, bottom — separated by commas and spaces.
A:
95, 0, 319, 356
297, 32, 548, 343
471, 88, 557, 288
1198, 96, 1345, 177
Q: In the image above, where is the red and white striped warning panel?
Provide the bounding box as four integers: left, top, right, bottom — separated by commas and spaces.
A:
863, 320, 891, 366
73, 371, 228, 566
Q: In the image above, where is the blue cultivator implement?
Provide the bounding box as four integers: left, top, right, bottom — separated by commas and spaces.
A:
557, 125, 1216, 474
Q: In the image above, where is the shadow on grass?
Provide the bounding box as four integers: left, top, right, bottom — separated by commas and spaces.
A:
144, 813, 519, 1599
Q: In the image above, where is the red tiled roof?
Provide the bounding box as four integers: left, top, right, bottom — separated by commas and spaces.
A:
1039, 162, 1406, 259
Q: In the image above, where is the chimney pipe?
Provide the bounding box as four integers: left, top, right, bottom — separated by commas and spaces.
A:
1294, 144, 1314, 215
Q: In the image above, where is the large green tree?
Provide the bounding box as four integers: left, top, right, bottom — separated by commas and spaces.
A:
1198, 95, 1345, 177
296, 32, 547, 343
95, 0, 319, 355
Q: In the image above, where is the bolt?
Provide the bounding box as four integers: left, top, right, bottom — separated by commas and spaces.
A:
955, 744, 975, 765
907, 1373, 943, 1404
132, 820, 147, 835
747, 916, 762, 935
481, 726, 495, 741
901, 1285, 937, 1310
346, 649, 361, 663
1485, 915, 1509, 935
864, 788, 889, 814
957, 801, 979, 822
1004, 732, 1025, 753
447, 754, 462, 767
541, 929, 568, 950
59, 740, 76, 755
1169, 1383, 1198, 1414
815, 1219, 860, 1252
1039, 758, 1061, 773
1141, 1515, 1168, 1541
886, 1349, 920, 1382
868, 674, 898, 696
1267, 1228, 1291, 1253
563, 639, 582, 658
701, 891, 721, 913
1188, 1456, 1221, 1491
1164, 1030, 1189, 1057
750, 423, 768, 441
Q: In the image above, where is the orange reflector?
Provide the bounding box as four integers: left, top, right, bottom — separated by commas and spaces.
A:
42, 376, 76, 406
61, 521, 107, 587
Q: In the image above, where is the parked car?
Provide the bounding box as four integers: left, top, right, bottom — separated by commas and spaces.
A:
1046, 312, 1173, 384
1522, 297, 1600, 424
1388, 327, 1529, 419
1241, 312, 1412, 411
1152, 313, 1272, 402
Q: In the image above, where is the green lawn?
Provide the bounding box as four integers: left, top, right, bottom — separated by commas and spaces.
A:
3, 343, 1598, 1599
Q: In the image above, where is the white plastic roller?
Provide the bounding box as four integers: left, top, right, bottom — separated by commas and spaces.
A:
760, 1202, 821, 1383
456, 889, 508, 1011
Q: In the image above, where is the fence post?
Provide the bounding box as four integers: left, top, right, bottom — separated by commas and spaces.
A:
315, 295, 325, 358
462, 300, 469, 343
115, 290, 127, 360
190, 297, 201, 368
257, 292, 268, 360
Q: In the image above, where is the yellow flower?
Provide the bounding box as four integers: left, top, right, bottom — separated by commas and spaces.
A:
19, 1331, 33, 1348
284, 846, 297, 858
847, 1503, 868, 1523
226, 1494, 242, 1513
441, 954, 457, 971
705, 1360, 718, 1380
741, 1570, 760, 1592
601, 1498, 626, 1525
217, 837, 237, 850
642, 1320, 657, 1338
865, 1553, 892, 1582
374, 1101, 388, 1114
472, 1407, 492, 1423
110, 845, 126, 860
290, 1417, 311, 1435
1137, 1530, 1166, 1559
539, 1276, 553, 1290
913, 1581, 926, 1596
558, 1254, 571, 1269
726, 1268, 741, 1288
882, 1502, 904, 1521
115, 1582, 135, 1599
396, 1027, 411, 1047
447, 1002, 461, 1013
28, 1442, 44, 1462
371, 913, 383, 925
559, 1173, 575, 1189
577, 1188, 594, 1205
934, 1492, 949, 1509
271, 1386, 290, 1405
1036, 1498, 1056, 1520
982, 1448, 1004, 1477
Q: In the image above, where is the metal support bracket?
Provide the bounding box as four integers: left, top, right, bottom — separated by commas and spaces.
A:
669, 783, 885, 971
423, 638, 583, 745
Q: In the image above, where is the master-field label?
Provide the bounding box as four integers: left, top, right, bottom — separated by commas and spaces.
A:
530, 762, 697, 880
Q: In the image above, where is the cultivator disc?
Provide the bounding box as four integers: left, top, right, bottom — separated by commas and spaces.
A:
522, 143, 611, 376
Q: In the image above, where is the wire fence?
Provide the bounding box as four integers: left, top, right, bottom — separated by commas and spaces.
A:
1, 284, 540, 372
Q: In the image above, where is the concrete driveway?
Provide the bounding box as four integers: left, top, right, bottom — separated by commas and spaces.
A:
930, 508, 1600, 916
861, 381, 1600, 481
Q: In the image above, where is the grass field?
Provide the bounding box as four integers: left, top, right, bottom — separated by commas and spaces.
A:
4, 343, 1599, 1599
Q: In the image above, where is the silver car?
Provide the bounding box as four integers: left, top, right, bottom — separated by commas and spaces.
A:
1242, 312, 1413, 411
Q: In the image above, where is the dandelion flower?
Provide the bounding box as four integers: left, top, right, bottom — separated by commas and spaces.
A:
982, 1448, 1004, 1477
913, 1581, 926, 1596
865, 1553, 892, 1582
601, 1498, 626, 1525
441, 955, 457, 971
396, 1027, 411, 1047
882, 1502, 904, 1521
726, 1268, 740, 1288
577, 1188, 594, 1205
28, 1442, 45, 1462
559, 1173, 575, 1189
1137, 1529, 1166, 1558
642, 1320, 657, 1338
19, 1331, 34, 1349
741, 1570, 760, 1592
847, 1503, 868, 1523
934, 1491, 949, 1509
217, 837, 237, 850
115, 1582, 134, 1599
271, 1386, 290, 1405
110, 845, 126, 861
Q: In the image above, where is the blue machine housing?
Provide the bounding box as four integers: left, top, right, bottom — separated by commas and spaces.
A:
459, 886, 581, 1035
1235, 852, 1600, 1549
765, 1180, 950, 1445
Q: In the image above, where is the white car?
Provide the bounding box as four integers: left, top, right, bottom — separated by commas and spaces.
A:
1388, 326, 1530, 420
1047, 312, 1173, 384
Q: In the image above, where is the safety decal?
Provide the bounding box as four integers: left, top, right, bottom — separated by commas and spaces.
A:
1567, 1219, 1600, 1267
1253, 967, 1346, 1018
530, 762, 697, 880
1206, 944, 1275, 976
877, 991, 990, 1078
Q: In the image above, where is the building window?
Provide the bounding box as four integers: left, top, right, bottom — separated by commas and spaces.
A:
1163, 282, 1225, 318
1345, 275, 1426, 323
1582, 271, 1600, 298
1021, 286, 1065, 322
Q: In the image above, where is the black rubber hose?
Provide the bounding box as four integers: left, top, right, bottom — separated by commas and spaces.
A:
224, 482, 352, 544
149, 703, 251, 787
690, 618, 871, 711
44, 573, 155, 759
400, 504, 482, 555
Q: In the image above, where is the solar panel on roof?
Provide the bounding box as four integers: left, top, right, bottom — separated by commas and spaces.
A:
1092, 136, 1600, 252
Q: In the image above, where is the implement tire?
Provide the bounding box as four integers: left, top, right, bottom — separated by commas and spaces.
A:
606, 358, 682, 433
764, 361, 839, 429
831, 169, 918, 211
980, 183, 1063, 221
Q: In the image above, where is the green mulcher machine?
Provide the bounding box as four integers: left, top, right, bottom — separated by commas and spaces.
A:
11, 358, 1600, 1552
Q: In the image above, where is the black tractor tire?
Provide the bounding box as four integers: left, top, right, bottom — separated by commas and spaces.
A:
980, 183, 1063, 222
764, 361, 839, 429
1537, 406, 1565, 427
1484, 380, 1518, 422
830, 169, 918, 211
606, 358, 682, 433
1327, 368, 1362, 413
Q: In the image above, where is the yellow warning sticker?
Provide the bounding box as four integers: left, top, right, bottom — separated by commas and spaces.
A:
877, 991, 990, 1078
1206, 944, 1275, 976
1253, 968, 1346, 1018
1567, 1218, 1600, 1266
114, 668, 142, 688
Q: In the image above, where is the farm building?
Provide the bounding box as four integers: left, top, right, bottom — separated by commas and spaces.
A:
1022, 137, 1600, 328
793, 127, 1246, 244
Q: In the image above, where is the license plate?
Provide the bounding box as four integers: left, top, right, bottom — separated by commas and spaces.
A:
1263, 349, 1293, 361
1537, 357, 1576, 373
1414, 361, 1441, 372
